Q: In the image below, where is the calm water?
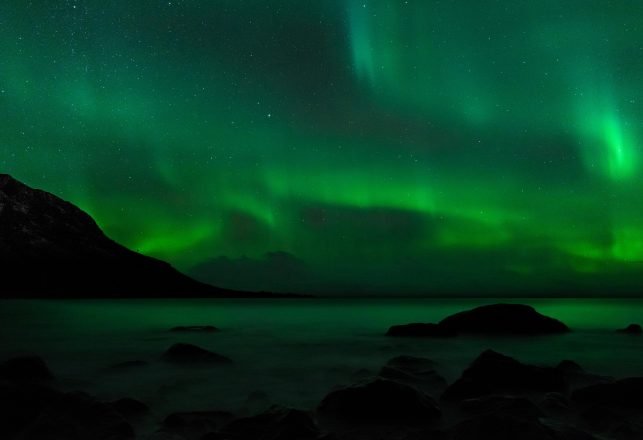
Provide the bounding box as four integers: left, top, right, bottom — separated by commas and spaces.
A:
1, 298, 643, 426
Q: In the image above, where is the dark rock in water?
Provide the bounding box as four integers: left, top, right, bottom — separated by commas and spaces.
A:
163, 410, 234, 439
386, 323, 456, 337
0, 173, 264, 298
460, 395, 544, 420
109, 360, 149, 370
572, 377, 643, 409
318, 378, 441, 426
110, 397, 149, 419
617, 324, 642, 334
381, 356, 446, 391
442, 350, 566, 401
221, 406, 318, 440
170, 326, 220, 333
378, 366, 447, 392
579, 404, 626, 432
0, 383, 60, 438
556, 360, 610, 390
12, 390, 135, 440
162, 343, 232, 364
242, 390, 272, 414
539, 392, 571, 415
438, 304, 569, 335
0, 355, 54, 383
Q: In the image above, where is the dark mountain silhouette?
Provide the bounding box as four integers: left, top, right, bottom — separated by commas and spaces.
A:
0, 174, 289, 298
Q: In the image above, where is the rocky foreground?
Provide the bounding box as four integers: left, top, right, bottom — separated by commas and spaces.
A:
2, 305, 641, 440
2, 347, 643, 440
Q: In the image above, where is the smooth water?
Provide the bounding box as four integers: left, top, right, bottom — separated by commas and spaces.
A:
1, 298, 643, 424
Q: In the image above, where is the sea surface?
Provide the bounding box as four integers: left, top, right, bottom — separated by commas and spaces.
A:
1, 298, 643, 427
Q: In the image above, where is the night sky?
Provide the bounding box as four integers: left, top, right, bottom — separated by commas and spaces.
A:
2, 1, 643, 295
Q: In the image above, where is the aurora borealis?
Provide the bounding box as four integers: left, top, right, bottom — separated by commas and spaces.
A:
2, 1, 643, 295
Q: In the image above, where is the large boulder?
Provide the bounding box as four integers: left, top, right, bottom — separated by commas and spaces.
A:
617, 324, 642, 334
572, 378, 643, 409
4, 389, 134, 440
442, 350, 567, 401
448, 413, 554, 440
0, 355, 54, 383
318, 378, 441, 426
161, 343, 232, 364
162, 410, 234, 439
378, 356, 447, 393
438, 304, 569, 335
220, 406, 318, 440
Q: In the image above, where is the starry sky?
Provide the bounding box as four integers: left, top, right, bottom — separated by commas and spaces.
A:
2, 1, 643, 296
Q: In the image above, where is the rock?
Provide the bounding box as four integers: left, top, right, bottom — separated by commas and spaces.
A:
162, 343, 232, 364
438, 304, 569, 335
221, 406, 318, 440
572, 378, 643, 409
0, 383, 60, 438
442, 350, 567, 401
163, 411, 234, 439
556, 360, 610, 390
0, 355, 54, 383
579, 404, 625, 432
317, 378, 441, 426
539, 392, 571, 415
17, 391, 135, 440
110, 397, 149, 419
386, 323, 456, 337
242, 390, 272, 414
459, 395, 544, 420
449, 413, 555, 440
170, 326, 220, 333
378, 366, 447, 394
617, 324, 642, 334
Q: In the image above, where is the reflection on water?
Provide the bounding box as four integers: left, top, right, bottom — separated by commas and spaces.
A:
1, 299, 642, 419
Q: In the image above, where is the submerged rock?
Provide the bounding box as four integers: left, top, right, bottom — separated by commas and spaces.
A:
170, 326, 220, 333
161, 343, 232, 364
442, 350, 566, 401
386, 323, 456, 337
318, 378, 441, 426
438, 304, 569, 335
617, 324, 642, 334
0, 355, 54, 383
221, 406, 318, 440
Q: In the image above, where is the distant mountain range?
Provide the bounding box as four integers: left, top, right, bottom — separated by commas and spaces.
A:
0, 174, 296, 298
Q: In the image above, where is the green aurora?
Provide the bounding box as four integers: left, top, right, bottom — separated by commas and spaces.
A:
2, 0, 643, 295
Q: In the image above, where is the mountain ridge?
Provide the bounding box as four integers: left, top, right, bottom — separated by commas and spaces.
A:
0, 174, 295, 298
